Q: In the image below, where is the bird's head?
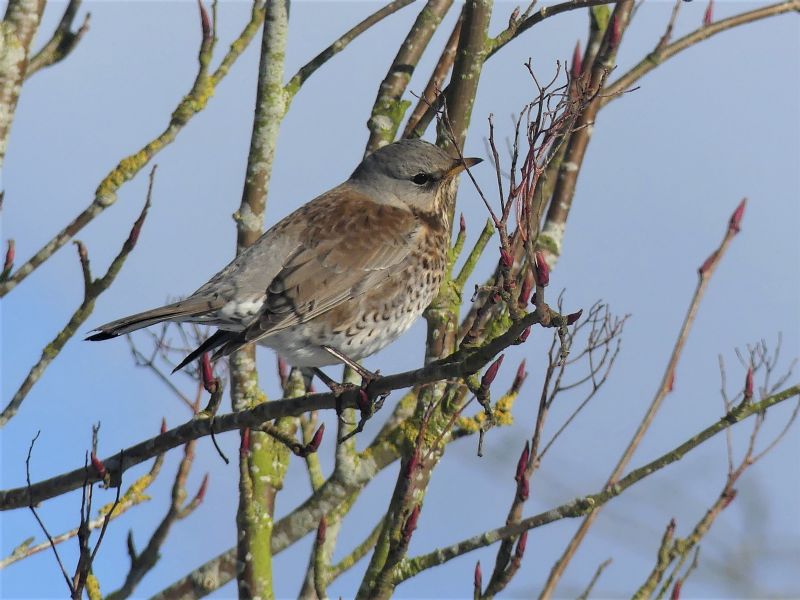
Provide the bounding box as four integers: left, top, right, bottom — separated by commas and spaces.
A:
349, 138, 482, 215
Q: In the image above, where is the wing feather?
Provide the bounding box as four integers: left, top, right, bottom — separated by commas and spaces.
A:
243, 195, 418, 343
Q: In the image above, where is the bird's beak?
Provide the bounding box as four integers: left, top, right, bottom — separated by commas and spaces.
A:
444, 156, 483, 179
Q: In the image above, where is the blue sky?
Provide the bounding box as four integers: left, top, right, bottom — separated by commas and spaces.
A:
2, 1, 799, 598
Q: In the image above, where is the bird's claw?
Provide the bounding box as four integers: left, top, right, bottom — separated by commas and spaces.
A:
337, 376, 388, 443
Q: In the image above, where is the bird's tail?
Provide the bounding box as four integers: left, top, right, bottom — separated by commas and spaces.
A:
86, 297, 222, 341
170, 329, 242, 373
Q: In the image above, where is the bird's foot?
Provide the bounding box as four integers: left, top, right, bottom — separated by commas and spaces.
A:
311, 363, 386, 443
338, 384, 389, 444
311, 367, 352, 397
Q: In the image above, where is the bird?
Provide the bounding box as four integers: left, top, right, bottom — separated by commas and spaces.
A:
87, 138, 481, 373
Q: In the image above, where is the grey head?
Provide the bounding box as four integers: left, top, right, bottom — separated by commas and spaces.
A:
348, 138, 481, 212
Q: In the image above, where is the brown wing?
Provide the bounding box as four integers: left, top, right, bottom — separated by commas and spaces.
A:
241, 193, 419, 344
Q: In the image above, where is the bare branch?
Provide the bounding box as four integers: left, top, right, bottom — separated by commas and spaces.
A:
25, 431, 74, 594
0, 0, 46, 167
393, 384, 800, 581
285, 0, 415, 99
25, 0, 90, 79
0, 167, 157, 427
539, 196, 745, 596
365, 0, 455, 152
0, 1, 265, 296
602, 1, 800, 105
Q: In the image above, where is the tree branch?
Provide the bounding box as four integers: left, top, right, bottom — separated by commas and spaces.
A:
393, 384, 800, 582
602, 0, 800, 106
0, 0, 265, 296
364, 0, 455, 152
230, 2, 290, 597
25, 0, 90, 79
538, 197, 746, 598
284, 0, 415, 99
1, 304, 553, 509
0, 167, 157, 427
0, 0, 46, 167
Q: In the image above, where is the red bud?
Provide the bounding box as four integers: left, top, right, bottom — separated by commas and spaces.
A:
517, 325, 532, 344
91, 453, 107, 479
667, 518, 677, 536
316, 517, 327, 545
608, 14, 621, 49
728, 198, 746, 234
2, 239, 14, 274
306, 423, 325, 454
571, 40, 583, 79
702, 0, 714, 27
357, 388, 370, 412
197, 0, 211, 40
240, 427, 251, 457
460, 213, 466, 235
405, 450, 419, 479
534, 251, 550, 287
671, 580, 682, 600
518, 275, 532, 308
201, 352, 216, 393
744, 367, 753, 400
515, 441, 530, 482
474, 560, 483, 591
403, 505, 420, 542
126, 217, 143, 248
515, 530, 528, 560
566, 309, 583, 326
160, 417, 167, 434
511, 360, 527, 393
500, 248, 513, 268
481, 354, 505, 389
698, 250, 718, 276
196, 473, 209, 502
667, 369, 675, 393
277, 357, 288, 384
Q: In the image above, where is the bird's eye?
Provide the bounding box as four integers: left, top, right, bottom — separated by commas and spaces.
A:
412, 173, 431, 185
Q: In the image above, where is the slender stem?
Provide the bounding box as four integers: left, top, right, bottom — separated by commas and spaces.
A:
0, 168, 156, 427
539, 0, 635, 267
0, 1, 265, 297
538, 199, 743, 598
364, 0, 454, 152
284, 0, 415, 99
393, 384, 800, 581
402, 6, 464, 139
25, 0, 89, 79
602, 0, 800, 106
231, 3, 290, 597
0, 0, 46, 167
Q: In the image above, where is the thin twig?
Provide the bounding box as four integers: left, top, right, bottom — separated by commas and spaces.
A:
26, 432, 74, 594
0, 166, 157, 427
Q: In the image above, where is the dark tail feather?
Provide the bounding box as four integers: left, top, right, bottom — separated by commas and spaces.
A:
172, 330, 239, 374
86, 297, 222, 341
210, 334, 249, 363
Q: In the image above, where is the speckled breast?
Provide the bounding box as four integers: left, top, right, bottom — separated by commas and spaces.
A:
261, 228, 448, 368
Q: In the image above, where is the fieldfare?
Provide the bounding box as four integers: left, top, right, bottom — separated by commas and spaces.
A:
88, 139, 481, 372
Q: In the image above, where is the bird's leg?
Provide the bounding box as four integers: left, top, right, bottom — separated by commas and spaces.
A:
315, 347, 389, 443
321, 345, 380, 385
311, 367, 350, 397
338, 387, 391, 444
